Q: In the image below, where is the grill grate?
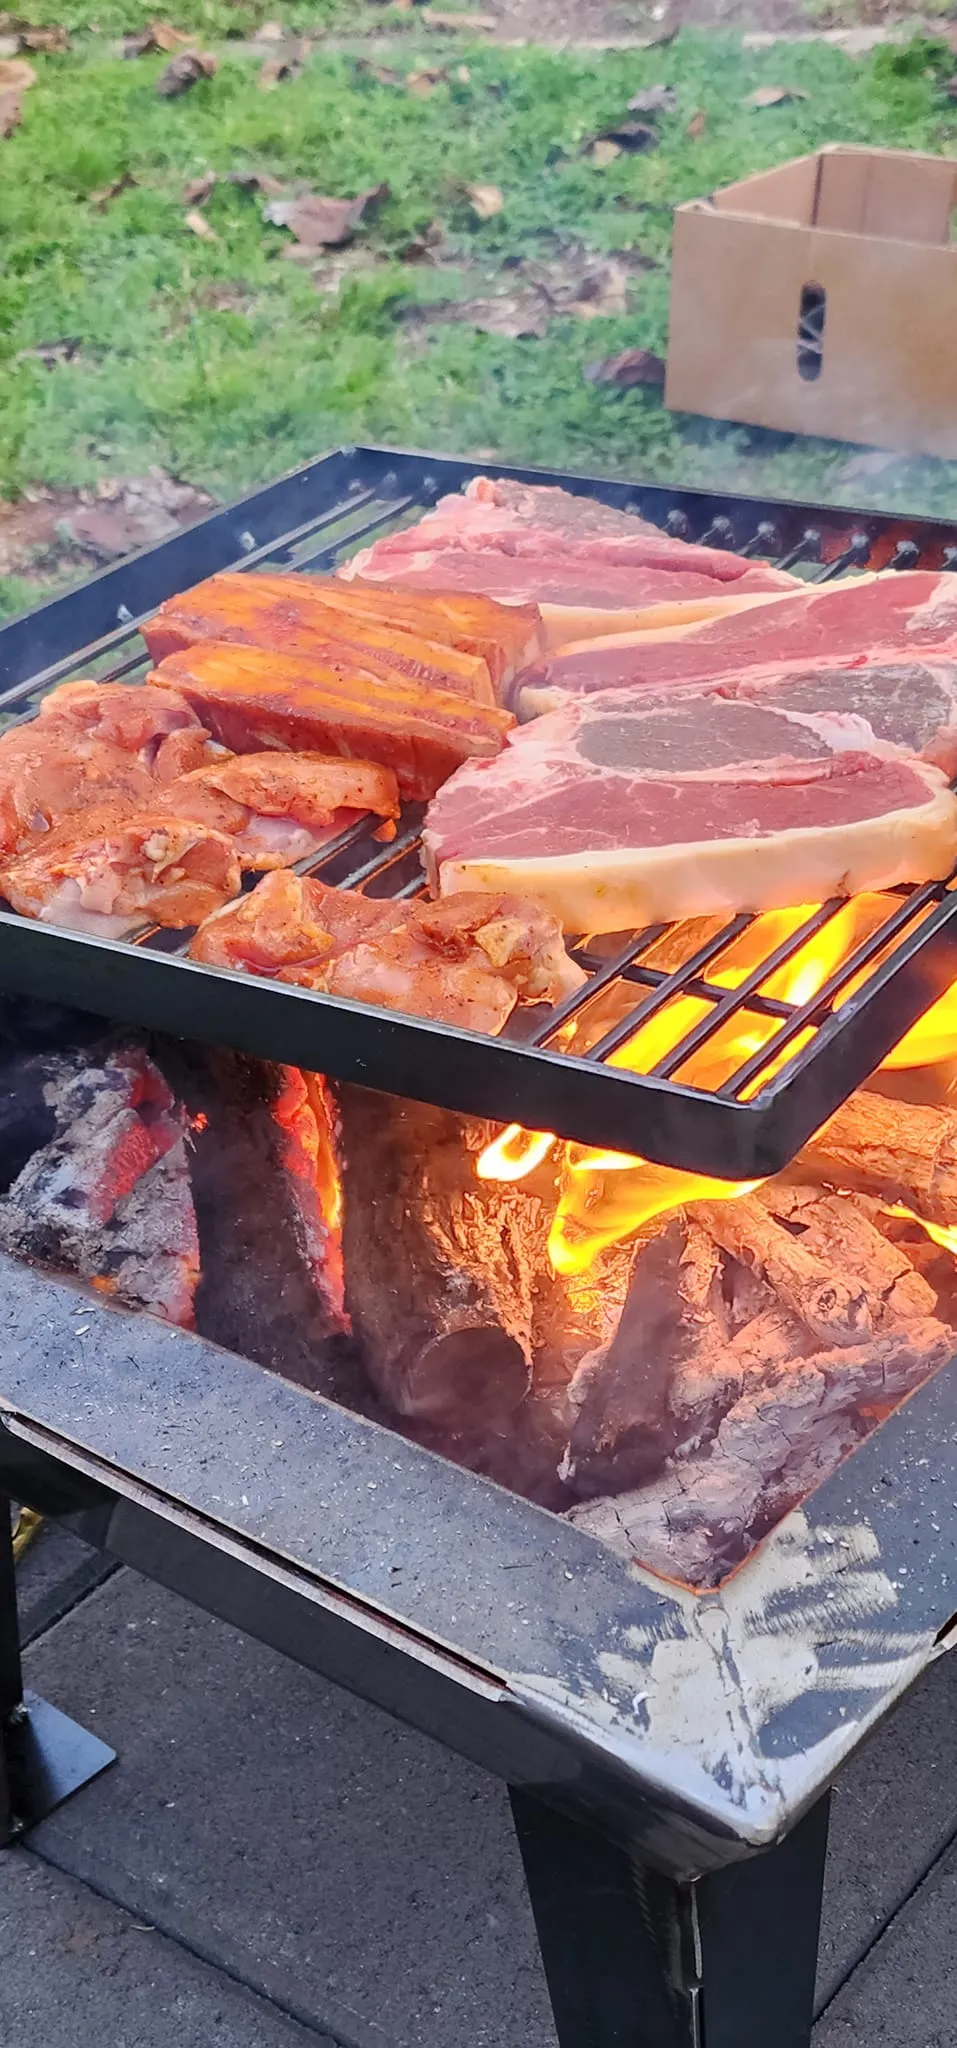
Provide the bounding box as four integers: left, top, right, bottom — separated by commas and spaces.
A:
1, 443, 957, 1182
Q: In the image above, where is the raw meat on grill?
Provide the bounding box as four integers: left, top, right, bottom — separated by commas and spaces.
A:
151, 642, 514, 801
423, 691, 957, 932
34, 681, 223, 779
517, 569, 957, 712
0, 728, 156, 859
719, 657, 957, 776
1, 806, 242, 936
152, 754, 400, 869
190, 871, 584, 1035
343, 476, 799, 645
144, 571, 541, 700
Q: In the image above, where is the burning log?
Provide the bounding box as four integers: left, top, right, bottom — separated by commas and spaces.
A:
758, 1185, 937, 1324
570, 1315, 954, 1588
0, 1044, 199, 1326
337, 1086, 555, 1426
692, 1193, 873, 1347
799, 1089, 957, 1225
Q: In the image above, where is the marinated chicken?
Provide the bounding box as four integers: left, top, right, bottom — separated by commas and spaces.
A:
1, 807, 242, 935
152, 753, 400, 869
151, 642, 513, 801
189, 872, 584, 1035
35, 680, 225, 780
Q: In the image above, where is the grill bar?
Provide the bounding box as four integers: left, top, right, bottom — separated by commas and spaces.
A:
1, 443, 957, 1178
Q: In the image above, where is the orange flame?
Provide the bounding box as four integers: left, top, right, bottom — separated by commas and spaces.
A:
477, 894, 957, 1275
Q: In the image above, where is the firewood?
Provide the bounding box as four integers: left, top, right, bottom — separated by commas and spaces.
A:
798, 1089, 957, 1225
337, 1085, 552, 1425
570, 1314, 953, 1587
759, 1184, 936, 1324
691, 1194, 873, 1347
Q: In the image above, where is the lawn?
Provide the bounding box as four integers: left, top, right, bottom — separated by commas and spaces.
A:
3, 11, 957, 613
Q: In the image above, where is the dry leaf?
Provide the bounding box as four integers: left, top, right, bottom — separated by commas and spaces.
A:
184, 207, 217, 239
686, 107, 706, 138
421, 8, 497, 26
0, 85, 20, 134
406, 64, 449, 94
90, 170, 137, 205
226, 168, 283, 196
258, 53, 295, 87
626, 84, 677, 113
156, 48, 216, 96
588, 139, 621, 167
152, 20, 197, 47
398, 217, 449, 262
412, 289, 551, 339
594, 117, 658, 152
20, 23, 69, 50
183, 171, 216, 204
744, 84, 810, 106
584, 346, 665, 388
265, 182, 389, 248
0, 55, 34, 87
464, 181, 503, 219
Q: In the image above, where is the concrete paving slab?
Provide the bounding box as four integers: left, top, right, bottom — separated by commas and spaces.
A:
15, 1518, 115, 1646
25, 1569, 554, 2048
19, 1562, 957, 2048
0, 1845, 331, 2048
815, 1834, 957, 2047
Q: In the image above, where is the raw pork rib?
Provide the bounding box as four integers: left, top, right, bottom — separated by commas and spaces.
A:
151, 642, 513, 802
517, 571, 957, 711
190, 872, 584, 1035
423, 691, 957, 932
144, 572, 541, 700
343, 477, 799, 644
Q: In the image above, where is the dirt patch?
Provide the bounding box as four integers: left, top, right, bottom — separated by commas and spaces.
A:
0, 471, 216, 593
373, 0, 942, 43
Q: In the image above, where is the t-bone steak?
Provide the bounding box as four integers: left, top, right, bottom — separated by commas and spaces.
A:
516, 571, 957, 712
423, 690, 957, 933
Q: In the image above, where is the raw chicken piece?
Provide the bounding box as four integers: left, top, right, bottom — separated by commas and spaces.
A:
153, 753, 400, 869
151, 642, 513, 801
0, 728, 156, 858
1, 805, 241, 935
35, 681, 222, 775
190, 872, 584, 1035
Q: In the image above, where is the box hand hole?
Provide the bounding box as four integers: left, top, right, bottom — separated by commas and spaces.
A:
797, 282, 827, 382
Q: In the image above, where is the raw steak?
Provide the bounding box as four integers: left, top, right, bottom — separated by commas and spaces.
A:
516, 570, 957, 711
723, 657, 957, 776
423, 690, 957, 933
343, 477, 798, 644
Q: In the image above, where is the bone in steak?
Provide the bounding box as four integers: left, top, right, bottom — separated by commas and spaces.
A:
424, 690, 957, 930
517, 570, 957, 712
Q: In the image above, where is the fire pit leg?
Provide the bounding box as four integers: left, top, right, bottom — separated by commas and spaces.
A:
510, 1787, 830, 2048
0, 1494, 115, 1844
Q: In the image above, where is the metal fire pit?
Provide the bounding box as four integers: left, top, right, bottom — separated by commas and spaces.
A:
1, 445, 957, 1178
0, 450, 957, 2047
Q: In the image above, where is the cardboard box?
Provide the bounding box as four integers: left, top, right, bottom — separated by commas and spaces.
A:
665, 145, 957, 456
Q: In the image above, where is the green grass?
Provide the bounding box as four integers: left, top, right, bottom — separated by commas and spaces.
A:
4, 24, 957, 613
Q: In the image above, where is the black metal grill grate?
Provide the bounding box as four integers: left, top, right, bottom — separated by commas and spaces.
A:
1, 443, 957, 1182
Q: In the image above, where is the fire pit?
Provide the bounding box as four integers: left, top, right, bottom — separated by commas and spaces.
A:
2, 447, 957, 2048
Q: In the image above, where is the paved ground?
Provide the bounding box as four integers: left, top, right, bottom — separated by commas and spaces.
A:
2, 1519, 956, 2047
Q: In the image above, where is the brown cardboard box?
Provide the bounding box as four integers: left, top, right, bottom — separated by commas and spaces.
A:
665, 145, 957, 456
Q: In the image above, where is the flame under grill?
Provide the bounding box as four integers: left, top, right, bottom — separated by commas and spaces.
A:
2, 445, 957, 1184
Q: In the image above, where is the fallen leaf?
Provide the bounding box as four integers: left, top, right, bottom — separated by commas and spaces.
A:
354, 57, 404, 84
183, 171, 216, 204
0, 55, 34, 86
398, 217, 450, 262
16, 336, 81, 365
152, 20, 197, 47
156, 48, 216, 96
464, 181, 503, 220
595, 117, 658, 151
0, 84, 19, 132
411, 249, 637, 335
64, 469, 215, 562
258, 53, 296, 87
588, 139, 621, 167
411, 289, 551, 338
184, 207, 217, 239
89, 170, 137, 205
421, 8, 497, 25
584, 346, 665, 388
626, 83, 677, 113
226, 168, 283, 196
20, 23, 68, 50
406, 64, 449, 94
122, 27, 154, 55
265, 182, 389, 248
686, 106, 706, 137
744, 83, 810, 106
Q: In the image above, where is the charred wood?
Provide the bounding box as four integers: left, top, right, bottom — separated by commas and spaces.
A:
691, 1194, 873, 1347
798, 1090, 957, 1225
